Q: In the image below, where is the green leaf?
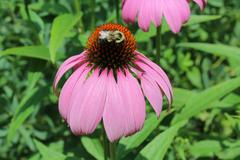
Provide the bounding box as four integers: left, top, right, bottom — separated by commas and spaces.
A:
19, 126, 35, 151
29, 10, 45, 30
189, 140, 222, 158
172, 77, 240, 124
14, 88, 38, 118
177, 43, 240, 62
0, 46, 50, 60
81, 137, 104, 160
7, 74, 45, 144
29, 154, 41, 160
27, 72, 43, 92
34, 140, 66, 160
135, 121, 186, 160
186, 67, 203, 88
79, 31, 90, 47
172, 88, 195, 109
49, 14, 81, 63
212, 93, 240, 109
134, 24, 157, 42
161, 15, 222, 33
183, 15, 222, 26
7, 107, 34, 144
218, 147, 240, 159
117, 111, 171, 159
135, 15, 221, 42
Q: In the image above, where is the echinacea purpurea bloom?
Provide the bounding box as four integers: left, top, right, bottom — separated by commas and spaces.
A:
53, 24, 173, 142
122, 0, 207, 33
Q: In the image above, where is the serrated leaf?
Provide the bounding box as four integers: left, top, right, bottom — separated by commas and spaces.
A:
177, 43, 240, 62
49, 14, 81, 63
81, 137, 104, 160
0, 46, 50, 60
135, 121, 186, 160
172, 77, 240, 124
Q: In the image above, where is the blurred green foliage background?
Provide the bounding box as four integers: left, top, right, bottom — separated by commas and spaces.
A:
0, 0, 240, 159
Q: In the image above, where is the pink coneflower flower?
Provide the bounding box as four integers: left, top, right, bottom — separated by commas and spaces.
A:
122, 0, 207, 33
53, 24, 173, 142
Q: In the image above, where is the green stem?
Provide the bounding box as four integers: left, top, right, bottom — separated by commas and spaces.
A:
115, 0, 119, 23
74, 0, 84, 32
156, 26, 162, 64
109, 142, 116, 160
24, 0, 31, 20
74, 0, 80, 14
8, 2, 16, 23
90, 0, 96, 30
102, 125, 117, 160
102, 126, 109, 160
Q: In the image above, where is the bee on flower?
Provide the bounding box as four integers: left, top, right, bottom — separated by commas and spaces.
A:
53, 24, 173, 142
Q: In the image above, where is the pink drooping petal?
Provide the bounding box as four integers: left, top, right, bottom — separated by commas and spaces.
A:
122, 0, 206, 33
58, 63, 88, 121
176, 0, 191, 23
117, 70, 146, 136
137, 61, 171, 104
162, 0, 182, 33
141, 75, 163, 116
138, 1, 152, 31
66, 67, 92, 123
193, 0, 206, 10
53, 52, 86, 93
103, 70, 126, 142
122, 0, 140, 23
135, 51, 173, 99
138, 0, 163, 31
153, 0, 163, 27
69, 68, 108, 135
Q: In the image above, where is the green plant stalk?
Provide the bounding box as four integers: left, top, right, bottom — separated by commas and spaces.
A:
109, 142, 116, 160
24, 0, 31, 20
74, 0, 84, 32
102, 127, 109, 160
8, 2, 16, 23
90, 0, 96, 30
102, 125, 116, 160
156, 26, 162, 63
115, 0, 120, 23
74, 0, 80, 14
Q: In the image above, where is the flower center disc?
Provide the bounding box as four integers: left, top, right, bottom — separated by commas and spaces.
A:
86, 24, 136, 70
